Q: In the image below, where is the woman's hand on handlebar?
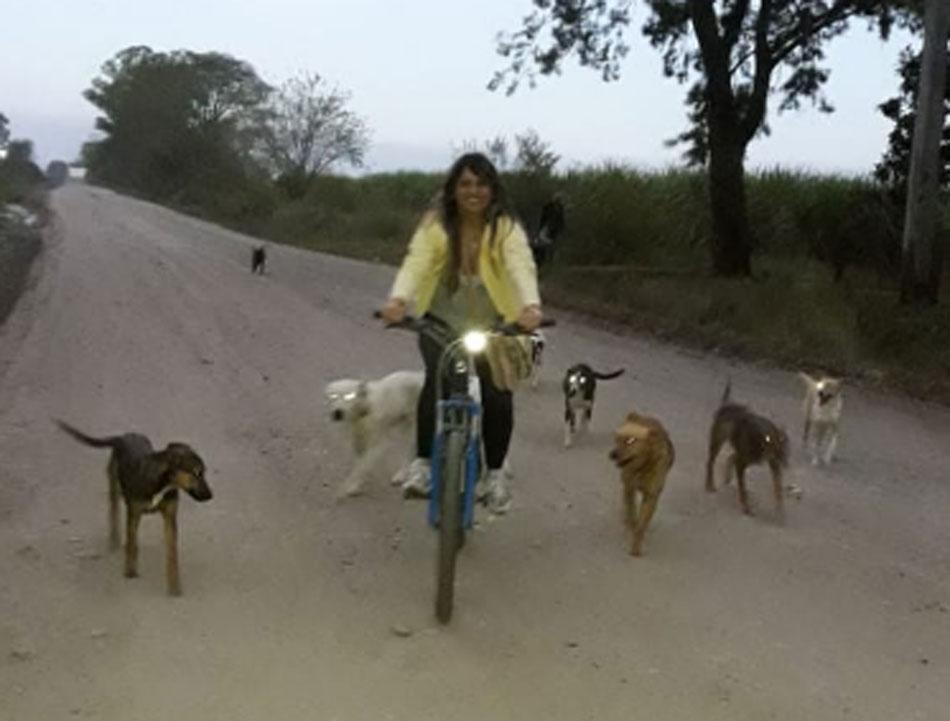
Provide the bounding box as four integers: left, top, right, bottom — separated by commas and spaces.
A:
379, 297, 407, 325
516, 304, 543, 332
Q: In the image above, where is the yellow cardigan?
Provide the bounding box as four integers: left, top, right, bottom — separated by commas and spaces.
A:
389, 212, 541, 323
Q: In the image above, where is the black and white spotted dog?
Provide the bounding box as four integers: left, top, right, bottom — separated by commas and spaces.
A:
562, 363, 625, 447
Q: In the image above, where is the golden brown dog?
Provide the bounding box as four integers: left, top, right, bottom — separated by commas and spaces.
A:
56, 420, 212, 596
609, 410, 675, 557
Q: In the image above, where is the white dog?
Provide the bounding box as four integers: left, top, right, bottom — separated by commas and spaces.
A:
798, 372, 843, 466
325, 370, 424, 497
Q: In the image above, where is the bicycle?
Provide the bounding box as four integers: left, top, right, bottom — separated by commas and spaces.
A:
376, 311, 554, 623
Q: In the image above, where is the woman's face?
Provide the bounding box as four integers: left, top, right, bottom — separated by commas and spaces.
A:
453, 167, 493, 218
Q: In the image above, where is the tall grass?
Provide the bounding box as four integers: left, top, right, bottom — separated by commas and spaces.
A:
217, 164, 950, 401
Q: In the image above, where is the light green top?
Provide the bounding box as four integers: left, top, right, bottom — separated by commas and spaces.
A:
428, 274, 501, 336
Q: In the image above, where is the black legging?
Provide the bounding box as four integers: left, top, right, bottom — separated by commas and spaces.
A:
415, 324, 513, 470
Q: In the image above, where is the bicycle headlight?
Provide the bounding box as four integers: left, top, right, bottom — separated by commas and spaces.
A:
462, 330, 488, 354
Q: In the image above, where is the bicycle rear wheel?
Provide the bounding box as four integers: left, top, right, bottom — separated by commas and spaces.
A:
436, 429, 465, 624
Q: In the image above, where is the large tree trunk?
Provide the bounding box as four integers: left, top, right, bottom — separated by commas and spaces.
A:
900, 0, 950, 305
707, 127, 753, 277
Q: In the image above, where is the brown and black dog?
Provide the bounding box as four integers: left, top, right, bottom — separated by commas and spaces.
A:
704, 381, 789, 520
56, 420, 212, 596
609, 410, 675, 556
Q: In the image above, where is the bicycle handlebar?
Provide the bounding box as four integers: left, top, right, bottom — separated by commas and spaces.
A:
372, 310, 555, 336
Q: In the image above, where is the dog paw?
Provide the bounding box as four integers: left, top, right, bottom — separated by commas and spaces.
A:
784, 483, 804, 500
391, 470, 410, 486
124, 569, 138, 579
168, 584, 182, 597
337, 484, 365, 500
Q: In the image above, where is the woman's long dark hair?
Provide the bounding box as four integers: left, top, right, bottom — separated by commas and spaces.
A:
437, 152, 515, 293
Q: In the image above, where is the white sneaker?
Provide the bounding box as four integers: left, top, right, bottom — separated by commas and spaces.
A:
401, 457, 431, 499
484, 469, 512, 515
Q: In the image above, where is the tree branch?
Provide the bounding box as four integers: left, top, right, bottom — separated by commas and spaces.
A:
740, 0, 775, 142
722, 0, 751, 51
768, 0, 856, 68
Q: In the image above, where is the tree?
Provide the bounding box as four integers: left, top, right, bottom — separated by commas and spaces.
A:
897, 0, 949, 305
6, 139, 34, 165
492, 1, 915, 276
875, 45, 950, 194
485, 134, 511, 169
451, 135, 511, 169
83, 46, 272, 198
514, 128, 560, 174
0, 112, 9, 150
259, 72, 370, 198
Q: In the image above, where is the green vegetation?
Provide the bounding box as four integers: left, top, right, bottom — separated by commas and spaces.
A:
250, 166, 949, 402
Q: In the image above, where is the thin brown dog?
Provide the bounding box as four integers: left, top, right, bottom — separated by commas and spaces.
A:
56, 420, 212, 596
609, 410, 675, 557
704, 381, 789, 520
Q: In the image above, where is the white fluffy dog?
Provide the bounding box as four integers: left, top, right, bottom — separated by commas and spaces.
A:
325, 370, 424, 497
798, 372, 843, 466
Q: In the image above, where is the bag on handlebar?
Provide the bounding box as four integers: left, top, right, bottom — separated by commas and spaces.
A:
485, 335, 533, 392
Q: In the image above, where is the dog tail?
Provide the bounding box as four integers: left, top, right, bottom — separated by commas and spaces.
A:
591, 368, 625, 381
720, 378, 732, 406
54, 419, 120, 449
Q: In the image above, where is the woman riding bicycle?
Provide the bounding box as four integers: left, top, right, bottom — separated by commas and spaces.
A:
379, 152, 543, 514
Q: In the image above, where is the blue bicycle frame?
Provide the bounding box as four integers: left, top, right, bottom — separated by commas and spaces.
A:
428, 396, 481, 530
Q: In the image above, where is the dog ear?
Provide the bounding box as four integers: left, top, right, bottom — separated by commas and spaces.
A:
798, 371, 818, 389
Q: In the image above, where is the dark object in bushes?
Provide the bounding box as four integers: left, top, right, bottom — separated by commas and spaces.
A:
531, 194, 565, 267
46, 161, 70, 189
809, 189, 902, 284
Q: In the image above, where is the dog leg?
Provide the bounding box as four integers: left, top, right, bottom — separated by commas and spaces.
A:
823, 429, 838, 465
390, 425, 417, 486
623, 483, 638, 537
162, 501, 181, 596
339, 442, 389, 498
564, 409, 575, 448
108, 458, 120, 550
735, 462, 753, 515
769, 462, 786, 524
631, 492, 660, 557
705, 437, 724, 492
124, 506, 142, 578
723, 452, 737, 486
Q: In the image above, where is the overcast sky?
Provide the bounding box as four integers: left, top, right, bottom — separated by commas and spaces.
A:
0, 0, 919, 175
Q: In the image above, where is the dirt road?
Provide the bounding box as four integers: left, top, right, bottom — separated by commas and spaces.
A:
2, 184, 949, 720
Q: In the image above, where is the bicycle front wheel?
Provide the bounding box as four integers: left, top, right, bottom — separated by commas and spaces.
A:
436, 429, 465, 624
